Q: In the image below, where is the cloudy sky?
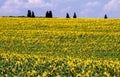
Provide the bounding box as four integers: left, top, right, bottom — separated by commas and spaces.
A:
0, 0, 120, 18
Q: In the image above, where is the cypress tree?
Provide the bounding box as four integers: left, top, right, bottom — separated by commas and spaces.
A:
45, 11, 53, 18
66, 13, 70, 18
104, 14, 108, 19
32, 11, 35, 17
73, 12, 77, 18
49, 11, 53, 18
27, 10, 31, 17
45, 11, 49, 18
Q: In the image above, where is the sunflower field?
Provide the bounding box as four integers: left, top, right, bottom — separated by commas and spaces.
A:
0, 17, 120, 77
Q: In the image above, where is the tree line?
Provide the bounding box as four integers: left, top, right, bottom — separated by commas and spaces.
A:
27, 10, 108, 19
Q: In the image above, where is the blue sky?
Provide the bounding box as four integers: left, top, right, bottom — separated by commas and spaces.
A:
0, 0, 120, 18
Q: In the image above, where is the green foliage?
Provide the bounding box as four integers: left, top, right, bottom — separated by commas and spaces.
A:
66, 13, 70, 18
32, 11, 35, 18
73, 12, 77, 18
104, 14, 108, 19
46, 11, 53, 18
27, 10, 31, 17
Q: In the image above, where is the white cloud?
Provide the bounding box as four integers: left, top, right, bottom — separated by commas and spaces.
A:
51, 0, 77, 3
104, 0, 120, 11
0, 0, 119, 17
86, 1, 100, 7
80, 1, 101, 17
27, 0, 53, 8
0, 0, 54, 15
80, 9, 89, 14
60, 7, 72, 13
0, 0, 21, 15
0, 0, 79, 16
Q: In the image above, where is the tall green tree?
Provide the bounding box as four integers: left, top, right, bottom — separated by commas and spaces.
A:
27, 10, 32, 17
49, 11, 53, 18
45, 11, 53, 18
73, 12, 77, 18
66, 13, 70, 18
32, 11, 35, 17
104, 14, 108, 19
45, 11, 49, 18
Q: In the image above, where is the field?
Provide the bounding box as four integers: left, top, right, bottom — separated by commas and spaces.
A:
0, 18, 120, 77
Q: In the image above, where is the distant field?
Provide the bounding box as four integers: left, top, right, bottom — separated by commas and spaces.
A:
0, 18, 120, 77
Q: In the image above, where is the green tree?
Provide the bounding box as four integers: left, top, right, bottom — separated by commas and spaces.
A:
27, 10, 31, 17
104, 14, 108, 19
73, 12, 77, 18
49, 11, 53, 18
66, 13, 70, 18
32, 11, 35, 17
45, 11, 53, 18
45, 11, 49, 18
